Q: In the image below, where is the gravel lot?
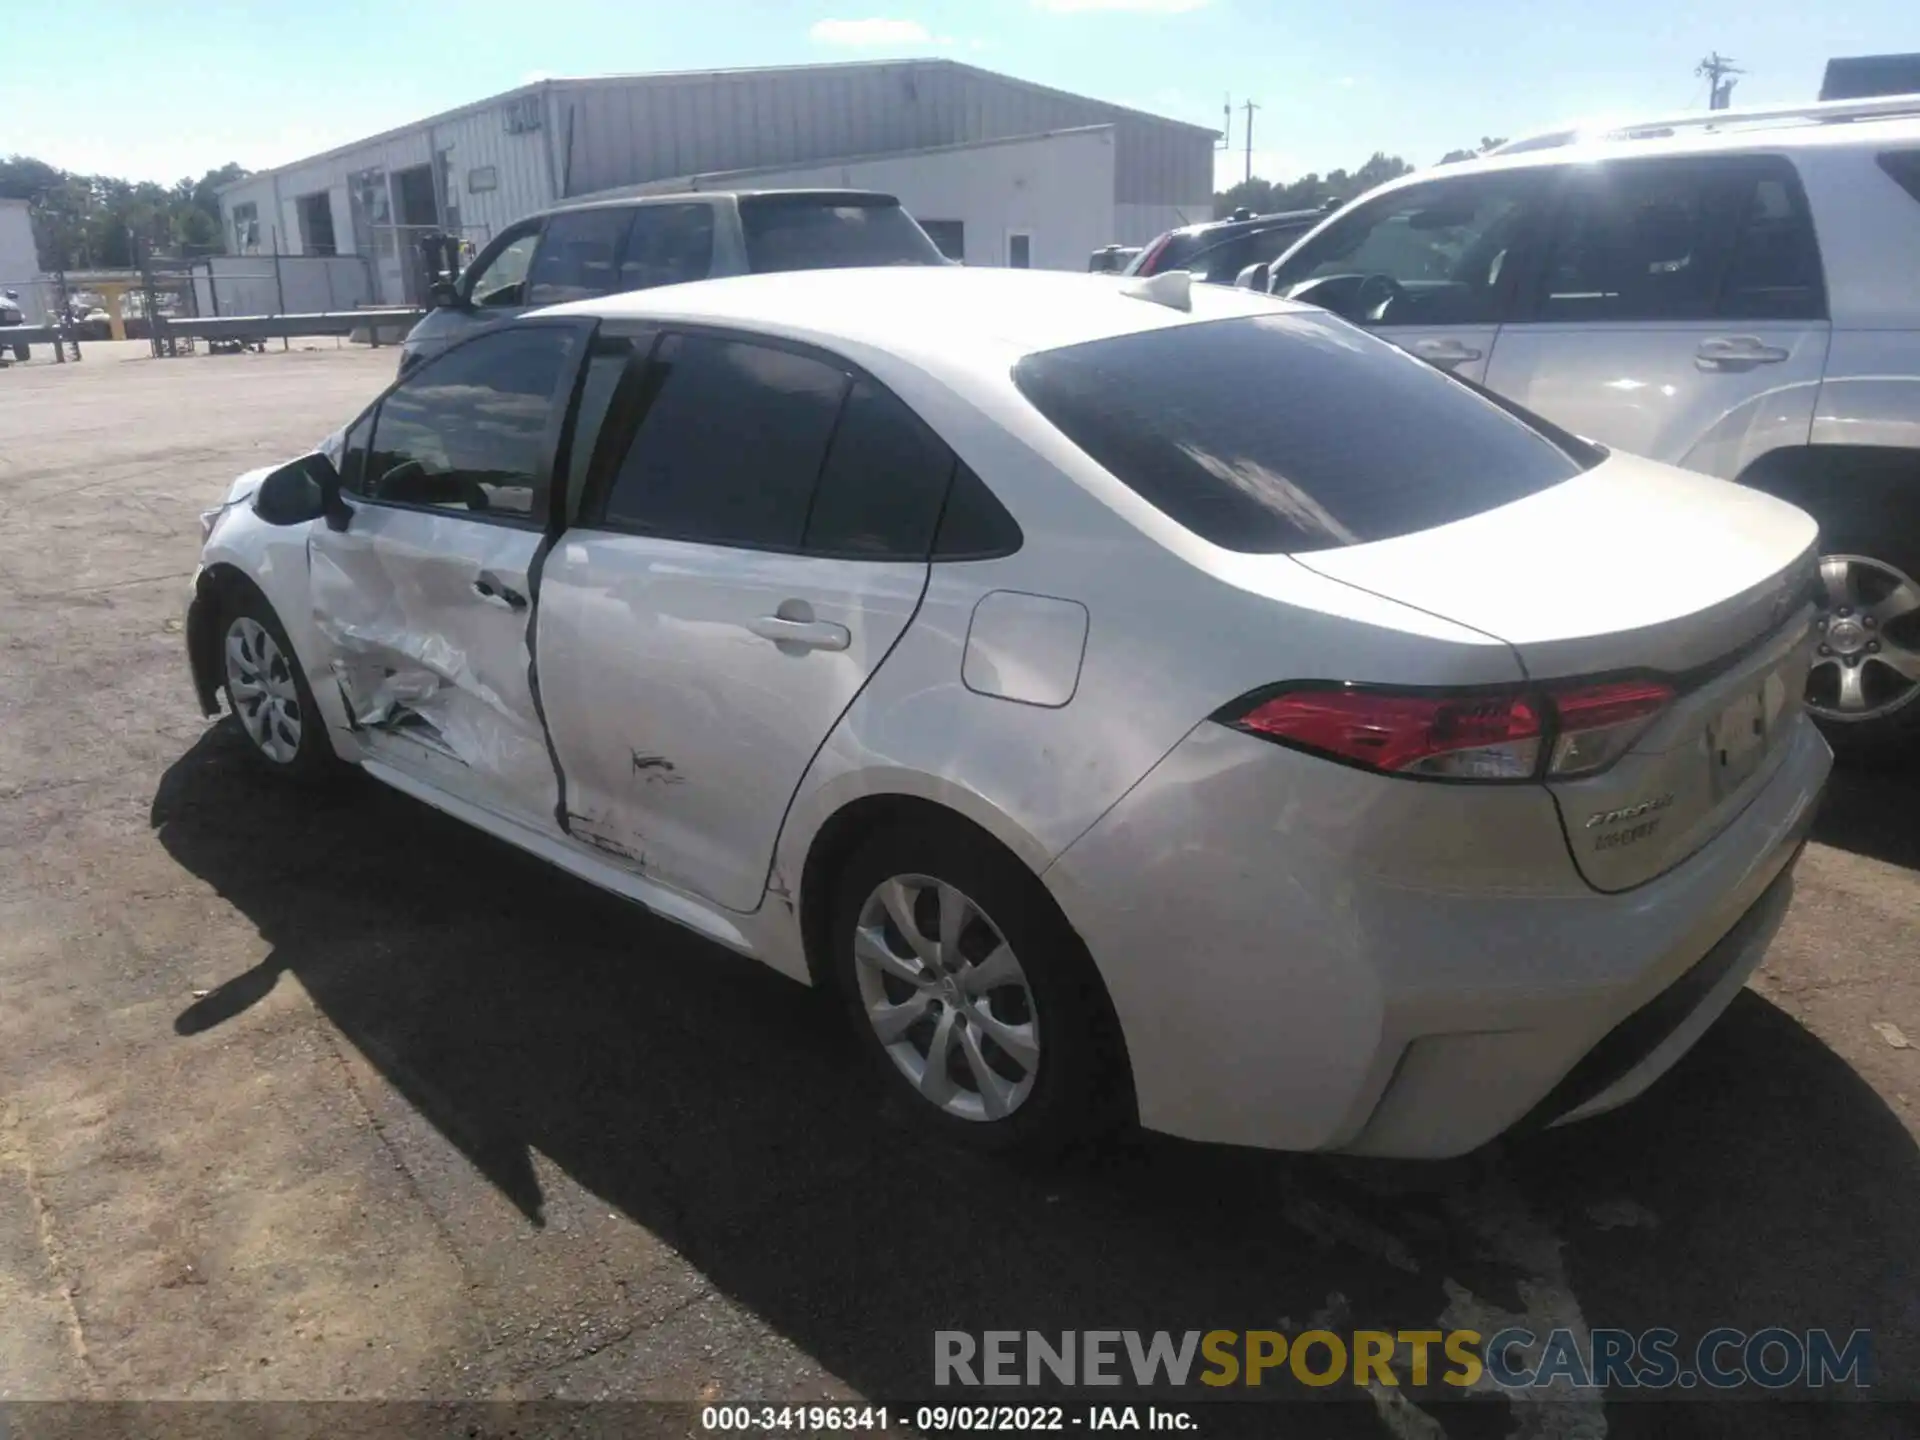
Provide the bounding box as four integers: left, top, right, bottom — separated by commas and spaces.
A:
2, 345, 1917, 1438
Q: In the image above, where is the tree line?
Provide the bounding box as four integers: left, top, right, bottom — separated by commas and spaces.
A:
1212, 138, 1507, 219
0, 155, 251, 272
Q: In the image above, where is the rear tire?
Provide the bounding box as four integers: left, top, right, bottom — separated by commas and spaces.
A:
1805, 535, 1920, 765
219, 588, 334, 783
829, 822, 1130, 1156
10, 343, 26, 363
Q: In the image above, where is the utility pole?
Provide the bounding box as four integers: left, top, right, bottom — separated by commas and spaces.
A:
1695, 52, 1744, 111
1241, 98, 1261, 184
1217, 94, 1231, 152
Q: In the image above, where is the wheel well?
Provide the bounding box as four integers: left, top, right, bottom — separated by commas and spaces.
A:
187, 563, 264, 715
796, 791, 1139, 1124
1736, 445, 1920, 552
798, 795, 970, 988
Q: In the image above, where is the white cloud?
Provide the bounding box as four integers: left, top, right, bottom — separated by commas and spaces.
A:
809, 17, 933, 45
1033, 0, 1209, 11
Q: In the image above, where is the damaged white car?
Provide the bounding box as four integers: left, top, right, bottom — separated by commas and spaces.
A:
187, 267, 1829, 1157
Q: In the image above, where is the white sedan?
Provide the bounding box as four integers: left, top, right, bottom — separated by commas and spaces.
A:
187, 267, 1829, 1157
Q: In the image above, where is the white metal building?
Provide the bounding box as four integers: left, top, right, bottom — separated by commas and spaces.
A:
217, 59, 1215, 304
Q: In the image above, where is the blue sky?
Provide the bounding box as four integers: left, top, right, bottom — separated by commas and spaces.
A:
10, 0, 1912, 188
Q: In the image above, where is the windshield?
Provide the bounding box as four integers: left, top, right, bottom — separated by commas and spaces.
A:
739, 199, 947, 272
1013, 310, 1593, 554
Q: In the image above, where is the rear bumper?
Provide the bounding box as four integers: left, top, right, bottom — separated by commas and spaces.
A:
1043, 714, 1830, 1158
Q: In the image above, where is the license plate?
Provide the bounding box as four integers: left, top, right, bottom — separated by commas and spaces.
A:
1709, 668, 1789, 799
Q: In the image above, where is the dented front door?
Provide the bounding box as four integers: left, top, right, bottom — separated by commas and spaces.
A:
312, 511, 556, 823
309, 321, 588, 828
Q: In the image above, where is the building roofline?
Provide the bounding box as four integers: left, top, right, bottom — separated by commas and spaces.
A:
219, 80, 551, 194
219, 58, 1215, 195
568, 123, 1119, 202
545, 58, 1218, 136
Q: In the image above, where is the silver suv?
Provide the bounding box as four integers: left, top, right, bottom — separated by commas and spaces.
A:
1267, 94, 1920, 756
398, 189, 947, 376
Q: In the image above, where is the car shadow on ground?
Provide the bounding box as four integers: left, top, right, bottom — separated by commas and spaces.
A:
151, 725, 1919, 1436
1814, 758, 1920, 871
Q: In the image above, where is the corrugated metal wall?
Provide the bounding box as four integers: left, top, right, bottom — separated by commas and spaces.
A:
553, 61, 1212, 214
431, 105, 554, 243
220, 60, 1216, 291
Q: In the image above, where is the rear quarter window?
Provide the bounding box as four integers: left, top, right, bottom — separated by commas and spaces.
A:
1013, 311, 1589, 554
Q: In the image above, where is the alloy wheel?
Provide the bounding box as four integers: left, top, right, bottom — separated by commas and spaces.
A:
1807, 554, 1920, 723
225, 616, 304, 763
852, 874, 1041, 1122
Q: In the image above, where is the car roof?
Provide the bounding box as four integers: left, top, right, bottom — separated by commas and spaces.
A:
541, 188, 901, 218
536, 266, 1300, 370
1367, 112, 1920, 199
1172, 207, 1325, 241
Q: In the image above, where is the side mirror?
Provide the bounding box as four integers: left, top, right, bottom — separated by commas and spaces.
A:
253, 453, 346, 529
430, 279, 464, 309
1, 288, 17, 301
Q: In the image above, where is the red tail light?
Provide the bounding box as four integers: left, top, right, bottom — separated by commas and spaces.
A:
1545, 678, 1674, 777
1220, 678, 1674, 783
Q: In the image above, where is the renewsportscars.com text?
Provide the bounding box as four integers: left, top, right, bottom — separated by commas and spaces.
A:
934, 1327, 1871, 1391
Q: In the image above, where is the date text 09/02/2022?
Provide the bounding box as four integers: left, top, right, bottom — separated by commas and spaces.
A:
700, 1406, 1195, 1432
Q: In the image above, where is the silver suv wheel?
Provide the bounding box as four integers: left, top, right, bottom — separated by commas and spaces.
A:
852, 874, 1041, 1122
1808, 553, 1920, 722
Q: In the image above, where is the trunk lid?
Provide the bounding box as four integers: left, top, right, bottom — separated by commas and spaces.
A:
1293, 453, 1820, 890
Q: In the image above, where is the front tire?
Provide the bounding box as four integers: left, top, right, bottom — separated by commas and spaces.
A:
11, 343, 27, 363
830, 823, 1130, 1155
220, 590, 333, 782
1806, 540, 1920, 763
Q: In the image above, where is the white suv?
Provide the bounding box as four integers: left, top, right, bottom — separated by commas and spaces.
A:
1267, 94, 1920, 755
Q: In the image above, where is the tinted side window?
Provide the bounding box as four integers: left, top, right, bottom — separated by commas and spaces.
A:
934, 463, 1023, 560
803, 380, 954, 559
618, 205, 716, 291
1717, 168, 1825, 321
1014, 311, 1584, 554
526, 208, 633, 307
599, 335, 848, 548
1539, 164, 1723, 321
365, 327, 576, 521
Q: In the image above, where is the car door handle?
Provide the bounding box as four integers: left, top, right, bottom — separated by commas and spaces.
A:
1409, 338, 1484, 365
1696, 336, 1790, 370
746, 615, 850, 651
471, 572, 527, 610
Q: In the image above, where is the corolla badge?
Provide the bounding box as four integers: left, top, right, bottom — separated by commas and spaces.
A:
1585, 793, 1675, 830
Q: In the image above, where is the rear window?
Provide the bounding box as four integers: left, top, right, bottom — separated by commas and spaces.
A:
739, 198, 947, 273
1012, 311, 1590, 554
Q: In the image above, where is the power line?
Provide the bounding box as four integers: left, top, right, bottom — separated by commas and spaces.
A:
1695, 52, 1744, 111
